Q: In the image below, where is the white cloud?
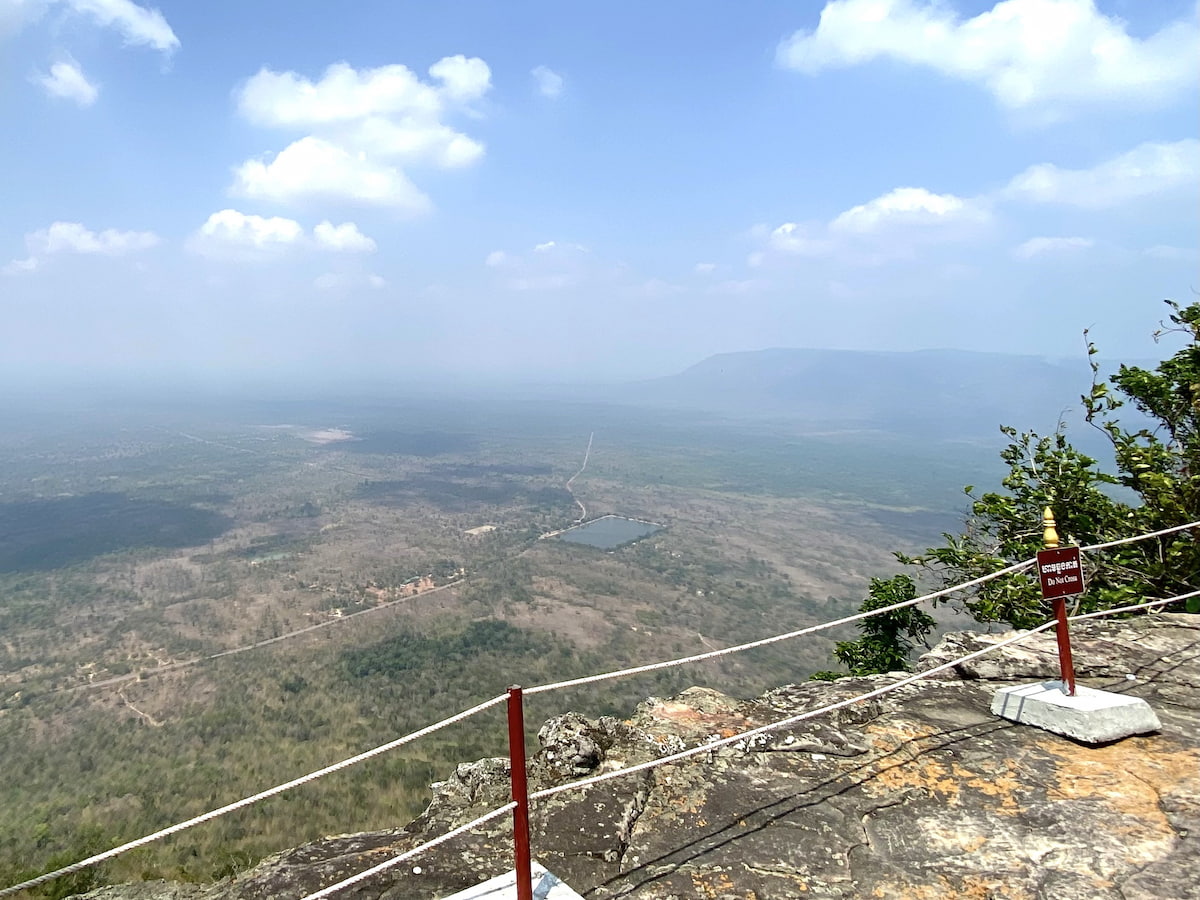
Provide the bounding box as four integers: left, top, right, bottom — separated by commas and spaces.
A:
5, 220, 159, 272
756, 135, 1196, 271
232, 56, 490, 208
778, 0, 1199, 114
755, 185, 990, 267
767, 222, 835, 255
238, 62, 442, 126
694, 262, 716, 275
1004, 139, 1200, 208
189, 209, 378, 259
486, 240, 595, 291
1013, 236, 1094, 259
531, 65, 564, 98
532, 240, 587, 255
63, 0, 179, 53
313, 221, 376, 253
831, 187, 989, 233
2, 256, 40, 275
34, 221, 158, 254
231, 136, 432, 212
36, 59, 98, 105
346, 117, 484, 168
428, 54, 491, 103
188, 209, 304, 259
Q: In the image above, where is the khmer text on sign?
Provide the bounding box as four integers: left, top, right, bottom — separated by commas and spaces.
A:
1036, 546, 1085, 599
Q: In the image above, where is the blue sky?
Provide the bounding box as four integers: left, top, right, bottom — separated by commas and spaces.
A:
1, 0, 1197, 384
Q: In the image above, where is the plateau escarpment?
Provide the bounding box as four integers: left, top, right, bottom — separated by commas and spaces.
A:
83, 613, 1200, 900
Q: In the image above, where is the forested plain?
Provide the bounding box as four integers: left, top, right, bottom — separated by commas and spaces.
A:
0, 389, 997, 896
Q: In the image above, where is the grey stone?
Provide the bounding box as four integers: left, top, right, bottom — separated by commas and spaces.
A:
992, 680, 1162, 742
78, 613, 1200, 900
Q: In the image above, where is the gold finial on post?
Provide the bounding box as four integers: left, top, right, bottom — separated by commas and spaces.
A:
1043, 507, 1060, 549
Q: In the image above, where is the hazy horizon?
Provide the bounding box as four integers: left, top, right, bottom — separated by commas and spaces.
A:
3, 1, 1196, 386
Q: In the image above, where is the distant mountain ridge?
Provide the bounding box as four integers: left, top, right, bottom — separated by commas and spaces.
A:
616, 347, 1106, 440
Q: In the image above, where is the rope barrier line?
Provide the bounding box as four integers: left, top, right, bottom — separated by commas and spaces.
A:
0, 694, 509, 900
529, 586, 1200, 804
528, 619, 1059, 802
298, 803, 518, 900
525, 558, 1038, 695
525, 517, 1200, 697
1081, 519, 1199, 552
295, 588, 1200, 899
3, 520, 1195, 898
49, 520, 1195, 700
530, 586, 1199, 805
1068, 590, 1200, 621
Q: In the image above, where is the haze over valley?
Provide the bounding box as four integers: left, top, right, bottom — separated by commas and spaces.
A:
0, 341, 1144, 887
1, 0, 1196, 894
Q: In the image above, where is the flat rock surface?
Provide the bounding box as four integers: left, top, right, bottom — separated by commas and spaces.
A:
80, 613, 1200, 900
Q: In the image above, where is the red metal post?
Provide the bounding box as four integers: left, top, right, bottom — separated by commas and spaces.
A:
1041, 508, 1078, 697
1051, 598, 1077, 696
507, 685, 534, 900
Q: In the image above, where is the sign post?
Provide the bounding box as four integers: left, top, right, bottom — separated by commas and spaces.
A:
1035, 508, 1082, 696
507, 686, 534, 900
990, 507, 1161, 743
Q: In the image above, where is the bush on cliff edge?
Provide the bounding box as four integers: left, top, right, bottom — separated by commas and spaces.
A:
826, 300, 1199, 677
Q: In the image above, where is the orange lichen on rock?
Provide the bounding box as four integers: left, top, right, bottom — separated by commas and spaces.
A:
644, 700, 756, 738
859, 720, 965, 802
954, 759, 1024, 814
689, 869, 749, 899
1038, 735, 1199, 858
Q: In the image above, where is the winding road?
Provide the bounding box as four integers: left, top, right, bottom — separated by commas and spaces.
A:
565, 431, 594, 523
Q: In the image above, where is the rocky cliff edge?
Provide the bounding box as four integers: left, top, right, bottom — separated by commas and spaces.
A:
84, 613, 1200, 900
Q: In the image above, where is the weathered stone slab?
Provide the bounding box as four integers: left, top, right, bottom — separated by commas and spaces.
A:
992, 680, 1161, 743
440, 863, 583, 900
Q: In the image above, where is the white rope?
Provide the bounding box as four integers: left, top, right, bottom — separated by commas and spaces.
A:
1068, 590, 1200, 621
305, 587, 1200, 898
55, 520, 1198, 698
298, 802, 517, 900
529, 620, 1058, 801
1081, 519, 1199, 551
6, 518, 1195, 897
526, 518, 1200, 697
530, 584, 1200, 803
0, 693, 508, 899
525, 557, 1037, 695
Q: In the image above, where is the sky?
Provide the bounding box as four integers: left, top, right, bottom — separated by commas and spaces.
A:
1, 0, 1197, 386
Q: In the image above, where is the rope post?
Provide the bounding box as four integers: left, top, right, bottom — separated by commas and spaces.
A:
507, 686, 534, 900
1042, 507, 1077, 696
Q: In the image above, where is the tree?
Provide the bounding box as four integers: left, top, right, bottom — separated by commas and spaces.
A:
823, 575, 934, 677
826, 300, 1199, 675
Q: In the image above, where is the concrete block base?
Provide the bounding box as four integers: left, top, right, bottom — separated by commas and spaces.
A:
991, 681, 1161, 743
441, 863, 584, 900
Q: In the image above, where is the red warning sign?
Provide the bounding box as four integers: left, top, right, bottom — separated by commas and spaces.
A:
1036, 546, 1085, 599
